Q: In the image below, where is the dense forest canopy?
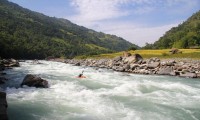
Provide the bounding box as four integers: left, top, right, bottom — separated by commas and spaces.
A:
143, 10, 200, 49
0, 0, 138, 59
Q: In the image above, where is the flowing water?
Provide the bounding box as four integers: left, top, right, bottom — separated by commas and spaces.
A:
2, 61, 200, 120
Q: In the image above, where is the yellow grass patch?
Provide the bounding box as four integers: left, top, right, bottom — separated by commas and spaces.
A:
77, 49, 200, 59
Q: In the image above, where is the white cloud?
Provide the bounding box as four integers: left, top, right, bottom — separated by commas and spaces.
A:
65, 0, 198, 47
69, 0, 129, 23
68, 0, 198, 24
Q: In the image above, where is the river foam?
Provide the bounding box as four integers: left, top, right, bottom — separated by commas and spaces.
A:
4, 61, 200, 120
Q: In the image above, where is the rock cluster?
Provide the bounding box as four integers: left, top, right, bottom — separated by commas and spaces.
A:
63, 54, 200, 78
0, 59, 20, 85
21, 74, 49, 88
0, 58, 20, 120
0, 59, 20, 68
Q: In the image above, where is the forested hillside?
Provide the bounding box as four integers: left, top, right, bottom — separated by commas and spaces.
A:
144, 10, 200, 49
0, 0, 136, 59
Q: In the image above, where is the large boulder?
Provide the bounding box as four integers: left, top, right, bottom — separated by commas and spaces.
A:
123, 54, 143, 64
180, 72, 197, 78
21, 74, 49, 88
147, 57, 160, 63
196, 73, 200, 78
122, 52, 131, 57
113, 56, 122, 62
157, 67, 174, 75
147, 62, 160, 69
2, 59, 20, 67
0, 91, 8, 120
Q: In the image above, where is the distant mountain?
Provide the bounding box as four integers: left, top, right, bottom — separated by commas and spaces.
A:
0, 0, 137, 59
144, 10, 200, 49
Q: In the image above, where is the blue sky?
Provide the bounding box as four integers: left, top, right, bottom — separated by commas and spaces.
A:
9, 0, 200, 46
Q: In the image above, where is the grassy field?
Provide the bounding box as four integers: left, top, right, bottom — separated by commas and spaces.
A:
75, 49, 200, 59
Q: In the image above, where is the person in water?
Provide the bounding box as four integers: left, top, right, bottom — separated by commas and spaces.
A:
77, 71, 86, 78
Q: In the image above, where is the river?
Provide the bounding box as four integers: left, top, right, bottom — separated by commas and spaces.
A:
3, 61, 200, 120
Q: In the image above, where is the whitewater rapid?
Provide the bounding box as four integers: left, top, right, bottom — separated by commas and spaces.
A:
3, 61, 200, 120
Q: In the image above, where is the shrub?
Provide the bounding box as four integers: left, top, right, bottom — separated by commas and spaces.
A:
128, 46, 137, 51
162, 52, 169, 56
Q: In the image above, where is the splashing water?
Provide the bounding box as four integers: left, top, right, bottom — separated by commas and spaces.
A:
3, 61, 200, 120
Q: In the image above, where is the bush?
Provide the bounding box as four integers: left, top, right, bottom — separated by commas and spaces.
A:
128, 46, 137, 51
162, 52, 169, 56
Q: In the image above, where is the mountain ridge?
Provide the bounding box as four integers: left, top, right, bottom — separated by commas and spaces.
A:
0, 0, 138, 59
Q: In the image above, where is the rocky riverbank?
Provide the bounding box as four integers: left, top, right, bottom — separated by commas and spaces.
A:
51, 53, 200, 78
0, 59, 20, 120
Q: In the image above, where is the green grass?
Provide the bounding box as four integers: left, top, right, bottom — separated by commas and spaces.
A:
75, 49, 200, 59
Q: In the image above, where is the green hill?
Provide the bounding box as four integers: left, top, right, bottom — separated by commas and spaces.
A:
144, 10, 200, 49
0, 0, 137, 59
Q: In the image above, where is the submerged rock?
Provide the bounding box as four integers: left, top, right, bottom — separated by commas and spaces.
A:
21, 74, 49, 88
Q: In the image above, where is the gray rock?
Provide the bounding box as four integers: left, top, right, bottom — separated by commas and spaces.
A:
122, 52, 131, 57
123, 64, 130, 70
117, 67, 125, 72
112, 66, 124, 72
130, 64, 139, 70
148, 57, 160, 63
74, 62, 80, 66
180, 72, 197, 78
113, 56, 122, 62
123, 54, 143, 64
166, 62, 175, 66
0, 91, 8, 120
2, 59, 20, 67
157, 67, 173, 75
21, 74, 49, 88
96, 59, 108, 65
147, 62, 160, 69
196, 73, 200, 78
139, 64, 147, 69
106, 60, 113, 68
137, 59, 143, 64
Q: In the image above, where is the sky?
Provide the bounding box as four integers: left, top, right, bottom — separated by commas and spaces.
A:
8, 0, 200, 47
